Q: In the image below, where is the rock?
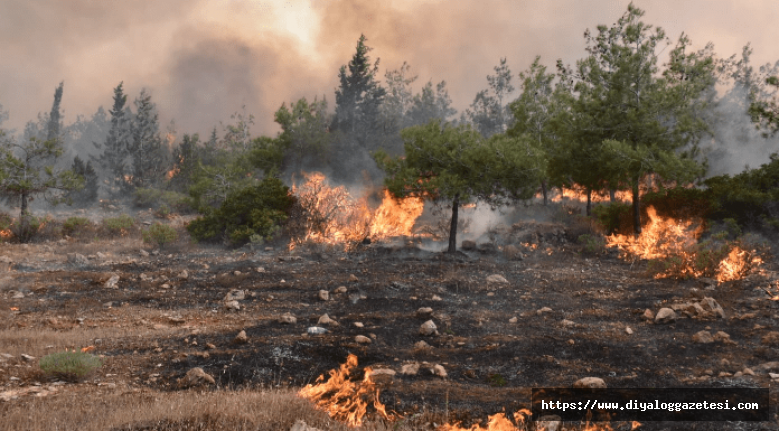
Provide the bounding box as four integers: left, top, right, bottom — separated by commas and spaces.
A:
536, 307, 553, 315
509, 316, 518, 323
743, 367, 755, 376
224, 290, 245, 302
334, 286, 347, 294
419, 320, 438, 336
318, 314, 337, 326
160, 283, 171, 289
67, 253, 89, 266
761, 331, 779, 346
289, 420, 324, 431
256, 267, 265, 273
414, 340, 430, 349
167, 316, 186, 325
139, 249, 149, 257
642, 309, 655, 320
755, 361, 779, 372
0, 256, 11, 263
401, 362, 420, 375
416, 307, 433, 317
431, 294, 442, 301
205, 343, 216, 350
96, 252, 107, 260
573, 377, 607, 389
368, 368, 396, 385
486, 274, 509, 284
178, 367, 215, 388
701, 297, 726, 319
502, 244, 523, 260
431, 364, 447, 378
625, 327, 633, 335
692, 330, 714, 344
461, 240, 477, 250
535, 415, 562, 431
224, 300, 241, 311
20, 354, 35, 362
355, 335, 372, 344
349, 274, 359, 282
280, 312, 297, 324
714, 331, 732, 343
11, 291, 24, 299
233, 330, 248, 345
307, 327, 327, 335
318, 290, 329, 301
233, 271, 242, 276
353, 322, 364, 328
654, 308, 676, 323
178, 270, 189, 280
104, 273, 120, 289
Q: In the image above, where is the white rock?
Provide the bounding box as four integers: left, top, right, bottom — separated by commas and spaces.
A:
401, 362, 420, 375
654, 308, 677, 323
67, 253, 89, 266
104, 273, 120, 289
333, 286, 347, 294
318, 314, 337, 326
11, 291, 24, 299
355, 335, 372, 344
20, 354, 35, 362
701, 297, 726, 319
536, 307, 553, 315
178, 367, 215, 388
280, 312, 297, 324
416, 307, 433, 317
431, 364, 447, 378
414, 340, 430, 349
179, 270, 189, 280
224, 300, 241, 311
256, 267, 265, 273
307, 327, 327, 335
419, 320, 438, 336
692, 330, 714, 344
642, 309, 655, 320
431, 294, 442, 301
225, 289, 245, 302
573, 377, 607, 389
139, 249, 149, 257
486, 274, 509, 284
353, 321, 364, 328
318, 290, 329, 301
625, 327, 633, 335
509, 316, 518, 323
233, 330, 248, 344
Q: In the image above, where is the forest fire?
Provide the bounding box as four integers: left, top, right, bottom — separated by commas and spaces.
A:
0, 229, 11, 239
298, 354, 397, 427
606, 207, 763, 281
438, 410, 532, 431
290, 172, 423, 249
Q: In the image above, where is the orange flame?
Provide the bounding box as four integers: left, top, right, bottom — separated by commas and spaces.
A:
715, 246, 763, 283
0, 229, 11, 239
291, 172, 423, 249
298, 354, 398, 427
439, 410, 532, 431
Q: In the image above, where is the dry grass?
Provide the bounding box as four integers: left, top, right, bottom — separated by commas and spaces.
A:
0, 387, 413, 431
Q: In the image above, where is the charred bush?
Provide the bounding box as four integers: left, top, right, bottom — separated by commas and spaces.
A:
187, 177, 294, 247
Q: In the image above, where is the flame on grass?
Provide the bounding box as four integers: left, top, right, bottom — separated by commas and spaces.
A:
606, 206, 763, 281
290, 172, 423, 250
298, 354, 398, 427
438, 411, 640, 431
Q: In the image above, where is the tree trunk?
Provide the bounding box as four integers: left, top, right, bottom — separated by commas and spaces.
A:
541, 180, 548, 206
632, 182, 642, 235
586, 188, 592, 216
447, 194, 460, 253
19, 191, 30, 243
609, 189, 615, 203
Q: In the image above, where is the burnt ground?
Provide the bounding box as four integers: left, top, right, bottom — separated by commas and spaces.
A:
1, 221, 779, 431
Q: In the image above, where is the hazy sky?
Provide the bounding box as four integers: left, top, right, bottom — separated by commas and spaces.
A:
1, 0, 777, 138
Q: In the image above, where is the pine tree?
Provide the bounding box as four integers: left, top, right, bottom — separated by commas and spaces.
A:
129, 89, 166, 188
46, 82, 64, 142
92, 82, 132, 194
466, 58, 515, 137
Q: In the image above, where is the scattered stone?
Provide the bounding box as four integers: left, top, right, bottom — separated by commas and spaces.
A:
755, 362, 779, 372
535, 415, 562, 431
96, 252, 107, 260
280, 312, 297, 324
20, 354, 35, 362
416, 307, 433, 317
11, 291, 24, 299
770, 373, 779, 380
419, 320, 438, 336
431, 364, 447, 378
642, 309, 655, 320
431, 294, 442, 301
625, 327, 633, 335
224, 300, 241, 311
654, 308, 676, 323
743, 367, 755, 376
334, 286, 347, 294
160, 283, 170, 289
289, 419, 324, 431
353, 322, 364, 328
486, 274, 509, 284
567, 339, 575, 345
692, 330, 714, 344
368, 368, 395, 384
761, 331, 779, 346
349, 274, 359, 282
573, 377, 607, 389
233, 271, 242, 276
318, 314, 337, 326
139, 249, 149, 257
233, 330, 248, 345
701, 297, 726, 319
224, 290, 245, 302
401, 362, 420, 375
307, 327, 327, 335
509, 316, 518, 323
178, 270, 188, 280
536, 307, 553, 315
714, 331, 732, 344
167, 316, 186, 325
178, 367, 215, 388
414, 341, 430, 349
103, 273, 120, 289
461, 240, 476, 250
256, 267, 265, 273
318, 290, 329, 301
67, 253, 89, 266
355, 335, 372, 344
205, 343, 216, 350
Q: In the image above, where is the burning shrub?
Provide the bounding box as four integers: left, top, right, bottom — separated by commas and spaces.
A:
40, 350, 102, 383
102, 214, 135, 236
187, 177, 294, 247
0, 212, 12, 242
142, 222, 179, 248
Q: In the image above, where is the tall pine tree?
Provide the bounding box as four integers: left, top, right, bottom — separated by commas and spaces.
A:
92, 82, 132, 194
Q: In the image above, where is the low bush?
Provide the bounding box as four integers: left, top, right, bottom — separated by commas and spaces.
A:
592, 202, 632, 234
133, 187, 192, 213
578, 233, 606, 255
187, 177, 294, 247
143, 223, 179, 247
39, 350, 102, 382
62, 216, 91, 236
11, 213, 44, 243
103, 214, 135, 236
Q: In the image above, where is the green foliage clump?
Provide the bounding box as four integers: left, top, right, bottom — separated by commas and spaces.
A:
641, 187, 714, 222
40, 350, 102, 382
187, 177, 294, 247
142, 222, 178, 247
592, 202, 632, 234
11, 214, 44, 243
103, 214, 134, 236
578, 233, 606, 255
133, 187, 191, 212
62, 216, 90, 236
